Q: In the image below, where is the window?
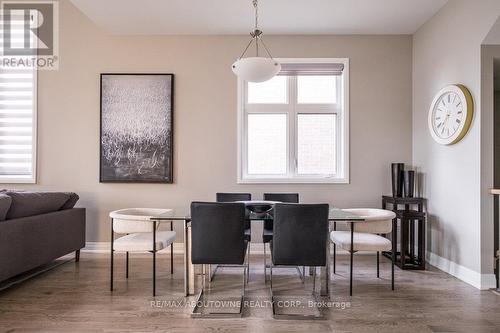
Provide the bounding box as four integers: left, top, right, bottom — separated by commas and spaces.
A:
0, 9, 37, 183
0, 68, 36, 183
238, 59, 349, 183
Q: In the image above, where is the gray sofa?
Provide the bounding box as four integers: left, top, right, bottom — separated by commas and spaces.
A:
0, 191, 85, 282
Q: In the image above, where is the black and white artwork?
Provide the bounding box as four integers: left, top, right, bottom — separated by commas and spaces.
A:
100, 74, 173, 183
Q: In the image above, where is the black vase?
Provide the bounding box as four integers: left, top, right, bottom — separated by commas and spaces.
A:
391, 163, 404, 197
404, 170, 415, 198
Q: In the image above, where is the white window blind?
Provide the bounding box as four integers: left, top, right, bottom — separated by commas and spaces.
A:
0, 67, 36, 183
0, 7, 37, 183
278, 63, 344, 76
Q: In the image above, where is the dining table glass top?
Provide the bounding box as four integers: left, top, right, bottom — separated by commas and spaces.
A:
150, 206, 365, 222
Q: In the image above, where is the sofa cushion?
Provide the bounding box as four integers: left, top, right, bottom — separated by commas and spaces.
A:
5, 191, 71, 219
0, 194, 12, 221
60, 192, 79, 210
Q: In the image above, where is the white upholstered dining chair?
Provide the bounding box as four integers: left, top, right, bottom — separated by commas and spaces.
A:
109, 208, 176, 296
330, 208, 396, 295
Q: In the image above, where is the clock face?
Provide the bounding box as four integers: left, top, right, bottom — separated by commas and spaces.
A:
431, 92, 463, 140
428, 85, 473, 145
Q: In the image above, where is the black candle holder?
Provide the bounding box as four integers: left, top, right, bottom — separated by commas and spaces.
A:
403, 170, 415, 197
391, 163, 404, 197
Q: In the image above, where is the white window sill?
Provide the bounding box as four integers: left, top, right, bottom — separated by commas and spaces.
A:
0, 176, 36, 184
237, 177, 349, 184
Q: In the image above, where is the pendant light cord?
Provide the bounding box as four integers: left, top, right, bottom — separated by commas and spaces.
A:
237, 0, 274, 60
253, 0, 258, 30
258, 36, 274, 59
238, 38, 254, 59
253, 0, 259, 56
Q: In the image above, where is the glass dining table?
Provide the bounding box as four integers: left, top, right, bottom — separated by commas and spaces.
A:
150, 206, 364, 297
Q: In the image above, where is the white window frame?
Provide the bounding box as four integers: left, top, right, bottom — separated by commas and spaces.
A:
237, 58, 349, 184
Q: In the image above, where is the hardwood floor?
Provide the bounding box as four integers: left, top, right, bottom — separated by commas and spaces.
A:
0, 252, 499, 332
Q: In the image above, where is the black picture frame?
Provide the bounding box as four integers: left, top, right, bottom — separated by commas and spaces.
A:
99, 73, 174, 183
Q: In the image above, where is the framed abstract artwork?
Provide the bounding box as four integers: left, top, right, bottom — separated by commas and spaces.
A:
100, 73, 174, 183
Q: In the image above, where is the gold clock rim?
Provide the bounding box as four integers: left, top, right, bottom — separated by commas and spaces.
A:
448, 84, 473, 145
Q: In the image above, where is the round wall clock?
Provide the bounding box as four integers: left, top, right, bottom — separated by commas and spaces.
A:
428, 84, 473, 145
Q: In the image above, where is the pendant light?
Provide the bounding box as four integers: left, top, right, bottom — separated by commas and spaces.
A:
232, 0, 281, 83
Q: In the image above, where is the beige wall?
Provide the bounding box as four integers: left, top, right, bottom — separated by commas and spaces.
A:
11, 1, 412, 242
413, 0, 500, 288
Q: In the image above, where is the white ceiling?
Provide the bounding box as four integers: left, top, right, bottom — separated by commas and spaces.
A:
70, 0, 448, 35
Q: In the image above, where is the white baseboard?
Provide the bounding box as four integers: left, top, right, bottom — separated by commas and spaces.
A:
84, 242, 372, 256
83, 242, 185, 254
426, 251, 496, 290
83, 242, 270, 254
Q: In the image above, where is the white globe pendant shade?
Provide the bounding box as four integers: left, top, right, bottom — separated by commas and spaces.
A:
232, 57, 281, 83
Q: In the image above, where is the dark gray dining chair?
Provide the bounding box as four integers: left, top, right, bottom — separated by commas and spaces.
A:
262, 193, 299, 282
216, 193, 252, 241
214, 193, 251, 281
270, 203, 329, 319
190, 202, 249, 318
216, 192, 252, 203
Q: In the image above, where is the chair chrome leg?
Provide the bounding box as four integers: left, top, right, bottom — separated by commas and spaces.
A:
152, 251, 156, 296
270, 263, 276, 316
333, 244, 336, 274
264, 243, 267, 283
202, 264, 206, 291
244, 247, 248, 296
170, 221, 174, 275
312, 266, 316, 294
333, 221, 337, 275
210, 265, 218, 282
191, 262, 246, 318
376, 251, 380, 278
110, 218, 114, 292
350, 222, 354, 297
243, 264, 247, 297
126, 252, 129, 279
183, 220, 189, 297
391, 224, 396, 291
246, 244, 250, 283
270, 264, 323, 320
391, 245, 395, 291
349, 252, 354, 297
296, 266, 305, 284
270, 264, 273, 291
208, 264, 212, 291
153, 221, 157, 297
